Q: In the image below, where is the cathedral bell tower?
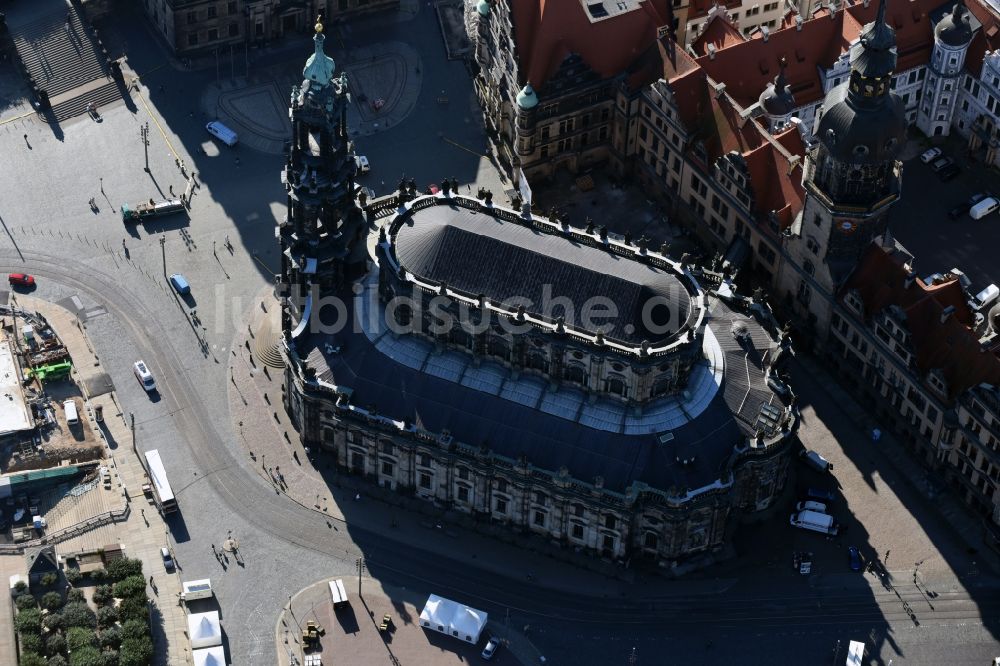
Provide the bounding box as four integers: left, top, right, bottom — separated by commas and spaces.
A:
782, 0, 906, 332
277, 18, 368, 340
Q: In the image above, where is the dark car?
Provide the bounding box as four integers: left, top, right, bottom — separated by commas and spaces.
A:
938, 163, 961, 181
806, 487, 836, 502
8, 273, 35, 288
848, 546, 862, 572
949, 193, 987, 219
931, 156, 955, 172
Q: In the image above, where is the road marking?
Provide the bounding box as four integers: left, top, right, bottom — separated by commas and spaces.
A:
443, 136, 486, 158
133, 84, 180, 161
0, 110, 36, 126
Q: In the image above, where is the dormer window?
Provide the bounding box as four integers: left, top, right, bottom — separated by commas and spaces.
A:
845, 291, 863, 313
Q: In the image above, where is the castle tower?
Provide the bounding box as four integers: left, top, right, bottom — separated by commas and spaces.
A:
277, 18, 368, 340
779, 0, 905, 335
758, 58, 796, 133
917, 2, 973, 137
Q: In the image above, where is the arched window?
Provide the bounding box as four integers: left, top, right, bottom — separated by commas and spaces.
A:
565, 364, 587, 386
526, 352, 549, 374
606, 376, 627, 397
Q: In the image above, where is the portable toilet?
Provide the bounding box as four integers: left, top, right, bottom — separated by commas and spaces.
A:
22, 325, 34, 344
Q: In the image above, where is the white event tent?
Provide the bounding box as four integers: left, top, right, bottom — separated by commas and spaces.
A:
418, 594, 487, 644
192, 646, 226, 666
188, 611, 222, 649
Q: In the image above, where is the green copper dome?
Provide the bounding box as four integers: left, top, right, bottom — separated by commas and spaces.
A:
516, 84, 538, 109
303, 20, 335, 87
477, 0, 490, 15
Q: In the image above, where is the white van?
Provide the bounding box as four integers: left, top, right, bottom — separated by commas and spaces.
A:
181, 579, 213, 601
205, 121, 238, 147
790, 510, 839, 535
800, 449, 833, 472
973, 284, 1000, 311
969, 196, 999, 220
63, 399, 79, 426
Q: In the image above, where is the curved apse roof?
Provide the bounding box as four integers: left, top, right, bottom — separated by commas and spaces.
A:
390, 204, 695, 345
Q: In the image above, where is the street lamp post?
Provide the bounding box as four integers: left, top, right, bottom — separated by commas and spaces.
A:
356, 557, 365, 598
159, 235, 166, 275
140, 122, 150, 173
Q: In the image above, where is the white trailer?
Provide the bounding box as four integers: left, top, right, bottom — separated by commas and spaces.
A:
181, 579, 213, 601
329, 579, 349, 608
790, 510, 839, 535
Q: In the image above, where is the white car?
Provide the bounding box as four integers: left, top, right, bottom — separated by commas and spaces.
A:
481, 636, 500, 660
134, 360, 156, 392
919, 147, 942, 163
355, 155, 370, 173
160, 546, 175, 571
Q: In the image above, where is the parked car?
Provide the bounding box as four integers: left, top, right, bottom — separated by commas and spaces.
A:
848, 546, 862, 572
806, 487, 836, 502
161, 546, 175, 571
931, 156, 955, 172
796, 500, 828, 513
481, 636, 500, 660
205, 120, 238, 146
355, 155, 370, 173
938, 163, 961, 181
169, 273, 191, 295
134, 360, 156, 392
920, 147, 942, 163
8, 273, 35, 288
800, 449, 833, 472
948, 193, 987, 219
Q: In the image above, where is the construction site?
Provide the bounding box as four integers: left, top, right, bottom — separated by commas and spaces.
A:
0, 303, 106, 545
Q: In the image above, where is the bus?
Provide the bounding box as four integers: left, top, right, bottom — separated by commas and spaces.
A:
144, 449, 177, 514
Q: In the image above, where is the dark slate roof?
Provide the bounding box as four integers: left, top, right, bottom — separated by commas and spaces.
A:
391, 205, 694, 344
935, 3, 974, 47
296, 294, 784, 494
817, 83, 906, 165
26, 546, 58, 575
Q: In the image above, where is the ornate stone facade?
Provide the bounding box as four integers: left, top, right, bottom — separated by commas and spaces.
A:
280, 24, 800, 570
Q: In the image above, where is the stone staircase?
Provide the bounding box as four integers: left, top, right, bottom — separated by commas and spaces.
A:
8, 4, 125, 121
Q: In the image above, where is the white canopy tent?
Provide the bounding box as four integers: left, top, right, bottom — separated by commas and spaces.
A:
188, 611, 222, 649
192, 645, 226, 666
418, 594, 487, 644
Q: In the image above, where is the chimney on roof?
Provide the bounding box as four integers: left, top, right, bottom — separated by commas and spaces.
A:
707, 43, 717, 60
761, 26, 770, 42
863, 0, 870, 7
787, 155, 801, 174
941, 305, 956, 323
904, 271, 916, 289
713, 81, 727, 98
796, 15, 803, 30
829, 4, 837, 18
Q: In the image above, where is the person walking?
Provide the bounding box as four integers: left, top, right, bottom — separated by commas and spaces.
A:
122, 238, 126, 249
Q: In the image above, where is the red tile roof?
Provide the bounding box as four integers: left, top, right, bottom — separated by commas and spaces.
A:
510, 0, 670, 91
742, 127, 805, 231
696, 0, 939, 109
964, 0, 1000, 77
690, 11, 747, 56
844, 244, 1000, 400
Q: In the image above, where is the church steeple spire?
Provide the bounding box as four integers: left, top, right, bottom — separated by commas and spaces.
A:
303, 16, 335, 87
850, 0, 897, 94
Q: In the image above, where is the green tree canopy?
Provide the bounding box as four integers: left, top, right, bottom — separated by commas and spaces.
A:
118, 635, 154, 666
62, 601, 98, 629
